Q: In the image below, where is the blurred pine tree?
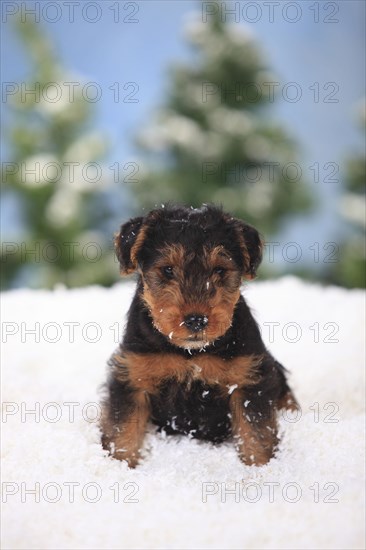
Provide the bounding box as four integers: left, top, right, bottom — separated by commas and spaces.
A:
1, 18, 116, 289
132, 6, 312, 235
331, 101, 366, 288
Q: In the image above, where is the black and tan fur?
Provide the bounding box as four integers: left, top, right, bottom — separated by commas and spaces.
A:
101, 205, 298, 467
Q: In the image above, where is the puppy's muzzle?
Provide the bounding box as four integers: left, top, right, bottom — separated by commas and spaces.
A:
184, 314, 208, 333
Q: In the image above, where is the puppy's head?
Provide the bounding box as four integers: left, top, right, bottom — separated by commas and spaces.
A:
115, 205, 263, 349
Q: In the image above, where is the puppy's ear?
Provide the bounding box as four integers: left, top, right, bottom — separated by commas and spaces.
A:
236, 221, 264, 280
114, 216, 145, 275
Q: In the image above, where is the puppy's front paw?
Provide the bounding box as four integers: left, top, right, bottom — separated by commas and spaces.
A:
102, 435, 141, 468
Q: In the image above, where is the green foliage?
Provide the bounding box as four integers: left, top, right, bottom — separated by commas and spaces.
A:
132, 8, 312, 235
330, 102, 366, 288
1, 18, 116, 289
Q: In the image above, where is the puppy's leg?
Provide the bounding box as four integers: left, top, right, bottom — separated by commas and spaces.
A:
101, 378, 150, 468
230, 389, 278, 466
274, 361, 299, 412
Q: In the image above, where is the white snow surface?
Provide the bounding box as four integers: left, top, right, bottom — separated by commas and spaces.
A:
1, 277, 365, 549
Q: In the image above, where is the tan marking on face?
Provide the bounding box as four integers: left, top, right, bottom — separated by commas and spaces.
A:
141, 244, 242, 346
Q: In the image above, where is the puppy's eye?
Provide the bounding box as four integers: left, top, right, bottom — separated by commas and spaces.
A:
162, 266, 174, 278
213, 267, 226, 276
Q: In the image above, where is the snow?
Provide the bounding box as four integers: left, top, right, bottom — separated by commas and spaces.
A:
1, 277, 365, 549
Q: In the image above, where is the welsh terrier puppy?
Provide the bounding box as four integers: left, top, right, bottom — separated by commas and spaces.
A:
101, 205, 298, 467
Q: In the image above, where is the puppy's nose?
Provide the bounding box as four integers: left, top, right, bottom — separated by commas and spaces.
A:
184, 314, 208, 333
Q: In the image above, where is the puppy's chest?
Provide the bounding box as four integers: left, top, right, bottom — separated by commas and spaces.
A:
114, 350, 262, 393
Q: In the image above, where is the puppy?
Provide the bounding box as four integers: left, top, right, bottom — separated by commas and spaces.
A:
101, 204, 298, 467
